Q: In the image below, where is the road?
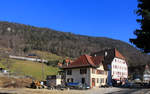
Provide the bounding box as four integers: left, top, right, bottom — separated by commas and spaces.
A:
0, 88, 150, 94
105, 89, 150, 94
87, 88, 150, 94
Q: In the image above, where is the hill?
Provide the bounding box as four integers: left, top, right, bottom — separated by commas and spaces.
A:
0, 21, 150, 67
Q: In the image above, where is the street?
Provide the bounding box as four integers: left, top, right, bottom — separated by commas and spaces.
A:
0, 87, 150, 94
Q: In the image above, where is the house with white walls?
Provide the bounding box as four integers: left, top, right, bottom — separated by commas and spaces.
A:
143, 64, 150, 83
60, 55, 108, 88
91, 48, 128, 85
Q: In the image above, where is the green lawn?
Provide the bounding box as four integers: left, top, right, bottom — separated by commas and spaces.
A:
0, 59, 60, 80
0, 50, 66, 80
31, 50, 64, 61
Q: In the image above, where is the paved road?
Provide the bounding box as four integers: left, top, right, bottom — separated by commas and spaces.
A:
105, 89, 150, 94
85, 88, 150, 94
0, 88, 150, 94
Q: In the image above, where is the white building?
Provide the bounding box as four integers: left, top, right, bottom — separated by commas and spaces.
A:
111, 58, 128, 80
91, 48, 128, 85
143, 64, 150, 83
61, 55, 108, 88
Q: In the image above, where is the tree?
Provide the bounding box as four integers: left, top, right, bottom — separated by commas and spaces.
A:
130, 0, 150, 53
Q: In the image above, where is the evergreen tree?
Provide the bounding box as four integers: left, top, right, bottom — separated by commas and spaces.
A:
130, 0, 150, 53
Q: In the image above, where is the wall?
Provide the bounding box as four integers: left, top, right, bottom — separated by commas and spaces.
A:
56, 75, 62, 85
90, 64, 108, 87
111, 57, 128, 80
65, 68, 91, 87
65, 65, 108, 88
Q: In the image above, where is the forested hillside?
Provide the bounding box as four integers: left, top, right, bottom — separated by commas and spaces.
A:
0, 21, 150, 66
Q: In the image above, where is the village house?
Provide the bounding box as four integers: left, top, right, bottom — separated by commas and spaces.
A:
143, 64, 150, 83
60, 55, 108, 88
91, 48, 128, 85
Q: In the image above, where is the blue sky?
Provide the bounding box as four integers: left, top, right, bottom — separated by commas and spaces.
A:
0, 0, 139, 43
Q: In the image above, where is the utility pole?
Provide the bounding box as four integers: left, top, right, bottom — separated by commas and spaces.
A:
7, 27, 11, 49
42, 58, 44, 80
40, 40, 44, 81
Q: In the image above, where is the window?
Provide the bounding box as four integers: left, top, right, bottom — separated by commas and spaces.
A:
97, 70, 104, 74
80, 68, 87, 74
71, 78, 73, 82
92, 68, 96, 74
97, 78, 99, 83
67, 78, 70, 82
67, 78, 73, 82
122, 72, 125, 75
67, 69, 72, 75
51, 76, 56, 79
81, 78, 85, 84
100, 78, 104, 83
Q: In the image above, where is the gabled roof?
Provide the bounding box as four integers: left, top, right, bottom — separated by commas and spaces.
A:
61, 55, 104, 69
91, 48, 126, 70
91, 48, 125, 60
114, 49, 125, 60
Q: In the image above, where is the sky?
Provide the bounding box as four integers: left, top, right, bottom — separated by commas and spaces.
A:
0, 0, 139, 43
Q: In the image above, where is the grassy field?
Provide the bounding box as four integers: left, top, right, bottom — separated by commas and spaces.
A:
0, 50, 66, 80
30, 50, 65, 61
0, 59, 60, 80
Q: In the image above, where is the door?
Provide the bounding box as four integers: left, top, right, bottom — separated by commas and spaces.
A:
92, 78, 95, 87
82, 78, 85, 84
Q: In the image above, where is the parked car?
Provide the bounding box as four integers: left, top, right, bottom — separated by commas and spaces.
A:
66, 82, 90, 90
121, 82, 133, 88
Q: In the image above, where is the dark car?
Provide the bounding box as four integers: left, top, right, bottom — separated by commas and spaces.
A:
67, 82, 90, 90
121, 82, 133, 88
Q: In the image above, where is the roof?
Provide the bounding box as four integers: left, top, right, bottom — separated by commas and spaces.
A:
114, 49, 125, 60
91, 48, 126, 70
61, 55, 104, 69
58, 58, 73, 67
91, 48, 125, 60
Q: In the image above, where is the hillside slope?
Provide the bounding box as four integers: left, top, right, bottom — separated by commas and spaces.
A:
0, 21, 150, 66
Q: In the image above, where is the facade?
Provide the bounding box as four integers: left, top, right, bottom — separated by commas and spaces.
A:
111, 57, 128, 80
61, 55, 108, 88
91, 48, 128, 85
46, 75, 62, 87
143, 64, 150, 83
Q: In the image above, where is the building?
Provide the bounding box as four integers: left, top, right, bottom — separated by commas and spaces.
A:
143, 64, 150, 83
46, 75, 62, 87
91, 48, 128, 85
60, 55, 108, 88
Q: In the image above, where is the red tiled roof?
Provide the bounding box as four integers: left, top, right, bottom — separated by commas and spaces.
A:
61, 55, 104, 69
91, 56, 104, 66
90, 48, 126, 70
85, 55, 96, 66
115, 49, 125, 60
